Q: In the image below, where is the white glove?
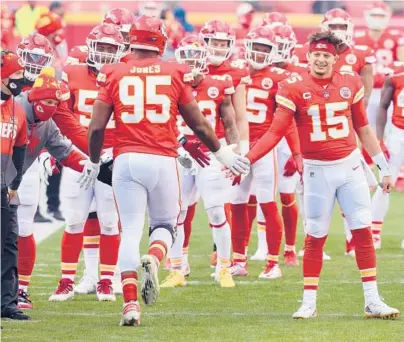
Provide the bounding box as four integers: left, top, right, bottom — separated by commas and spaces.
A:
213, 144, 250, 176
100, 151, 113, 164
178, 147, 198, 176
38, 152, 59, 185
78, 159, 100, 190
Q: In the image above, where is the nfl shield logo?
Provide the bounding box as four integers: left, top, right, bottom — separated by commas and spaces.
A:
323, 91, 330, 99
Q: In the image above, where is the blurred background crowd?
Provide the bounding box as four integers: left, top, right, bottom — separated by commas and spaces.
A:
2, 1, 404, 56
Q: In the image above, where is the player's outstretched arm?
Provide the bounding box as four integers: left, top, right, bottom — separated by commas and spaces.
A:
376, 77, 394, 141
246, 106, 293, 164
179, 100, 221, 152
219, 94, 239, 146
88, 100, 113, 163
360, 64, 373, 108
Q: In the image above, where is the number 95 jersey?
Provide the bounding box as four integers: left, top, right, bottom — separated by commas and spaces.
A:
97, 59, 194, 158
276, 71, 368, 161
62, 63, 116, 149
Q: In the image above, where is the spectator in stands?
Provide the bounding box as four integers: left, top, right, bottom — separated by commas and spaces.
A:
173, 7, 194, 33
312, 0, 346, 14
15, 1, 48, 38
49, 1, 65, 18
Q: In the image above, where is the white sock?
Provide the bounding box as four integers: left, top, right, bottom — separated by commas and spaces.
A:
302, 290, 317, 305
363, 281, 379, 303
168, 224, 184, 270
83, 247, 99, 280
257, 223, 267, 251
212, 223, 231, 271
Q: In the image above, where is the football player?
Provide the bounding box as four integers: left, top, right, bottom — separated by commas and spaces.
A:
261, 12, 289, 28
354, 2, 404, 130
241, 31, 399, 319
230, 25, 299, 278
371, 71, 404, 249
161, 35, 239, 288
83, 16, 248, 327
48, 23, 126, 302
199, 19, 250, 267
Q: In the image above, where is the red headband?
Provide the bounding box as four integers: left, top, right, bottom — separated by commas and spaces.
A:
309, 40, 337, 55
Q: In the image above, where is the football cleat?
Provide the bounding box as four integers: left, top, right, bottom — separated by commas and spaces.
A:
250, 249, 267, 261
284, 251, 299, 266
259, 262, 282, 280
120, 301, 141, 327
140, 254, 160, 306
345, 239, 355, 257
17, 289, 33, 310
182, 261, 191, 277
293, 303, 317, 319
96, 279, 116, 301
160, 270, 187, 288
49, 278, 74, 301
214, 268, 236, 288
210, 251, 217, 269
229, 262, 248, 276
364, 299, 400, 319
74, 273, 97, 294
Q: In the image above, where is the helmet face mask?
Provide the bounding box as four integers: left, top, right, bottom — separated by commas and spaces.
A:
17, 34, 54, 82
365, 12, 390, 30
205, 37, 234, 65
175, 46, 208, 75
322, 21, 353, 44
245, 41, 275, 69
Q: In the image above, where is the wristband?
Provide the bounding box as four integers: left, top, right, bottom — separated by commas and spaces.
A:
178, 135, 187, 146
371, 152, 391, 177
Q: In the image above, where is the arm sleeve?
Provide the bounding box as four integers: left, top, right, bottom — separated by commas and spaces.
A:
53, 101, 90, 154
246, 106, 294, 164
285, 120, 301, 156
59, 150, 86, 172
15, 110, 27, 147
9, 145, 27, 190
352, 99, 369, 131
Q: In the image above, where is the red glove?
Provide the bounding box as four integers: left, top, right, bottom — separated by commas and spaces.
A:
283, 154, 303, 177
232, 175, 241, 186
380, 140, 390, 161
182, 140, 210, 167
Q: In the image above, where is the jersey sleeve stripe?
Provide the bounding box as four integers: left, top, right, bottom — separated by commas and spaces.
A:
62, 71, 69, 83
276, 95, 296, 112
240, 75, 251, 84
224, 86, 235, 95
353, 86, 365, 104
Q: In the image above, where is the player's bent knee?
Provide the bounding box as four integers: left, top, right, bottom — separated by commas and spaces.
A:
65, 222, 86, 234
305, 219, 329, 238
149, 224, 176, 246
206, 206, 226, 226
19, 222, 34, 237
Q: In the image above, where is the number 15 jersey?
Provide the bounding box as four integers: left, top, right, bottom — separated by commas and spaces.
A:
97, 58, 194, 158
276, 71, 368, 161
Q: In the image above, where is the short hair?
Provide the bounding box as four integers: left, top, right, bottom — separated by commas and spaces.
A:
49, 1, 62, 11
308, 31, 343, 48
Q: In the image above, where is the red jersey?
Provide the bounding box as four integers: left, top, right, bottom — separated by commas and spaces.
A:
391, 72, 404, 129
277, 62, 307, 75
97, 58, 194, 158
247, 66, 290, 143
354, 29, 404, 87
292, 43, 375, 74
385, 61, 404, 76
1, 99, 27, 155
276, 70, 368, 161
177, 74, 235, 147
208, 59, 250, 89
62, 63, 116, 149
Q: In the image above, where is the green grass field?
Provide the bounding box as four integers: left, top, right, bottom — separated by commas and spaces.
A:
2, 193, 404, 341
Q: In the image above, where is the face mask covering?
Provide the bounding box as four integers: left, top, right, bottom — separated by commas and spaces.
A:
33, 102, 58, 121
3, 77, 25, 97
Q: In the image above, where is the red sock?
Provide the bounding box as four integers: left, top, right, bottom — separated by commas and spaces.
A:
122, 271, 138, 303
18, 235, 36, 290
225, 203, 232, 229
260, 202, 283, 264
231, 203, 248, 260
100, 234, 120, 280
149, 240, 168, 263
83, 217, 100, 250
371, 221, 383, 240
303, 234, 327, 290
351, 228, 376, 282
61, 231, 83, 281
246, 195, 257, 248
280, 193, 298, 250
183, 203, 196, 249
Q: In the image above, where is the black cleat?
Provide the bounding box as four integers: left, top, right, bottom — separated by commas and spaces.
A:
34, 210, 52, 223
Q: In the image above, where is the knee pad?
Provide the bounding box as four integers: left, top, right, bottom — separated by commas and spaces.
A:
149, 224, 176, 246
304, 194, 332, 238
65, 222, 86, 234
346, 208, 372, 230
98, 212, 119, 235
206, 206, 226, 226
